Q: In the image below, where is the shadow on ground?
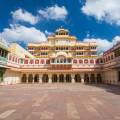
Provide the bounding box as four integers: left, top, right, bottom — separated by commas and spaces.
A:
86, 84, 120, 95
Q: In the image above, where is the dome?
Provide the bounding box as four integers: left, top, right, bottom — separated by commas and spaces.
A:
55, 26, 69, 35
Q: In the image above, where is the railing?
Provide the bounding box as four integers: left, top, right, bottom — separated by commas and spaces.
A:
51, 62, 72, 65
0, 56, 7, 64
103, 56, 120, 68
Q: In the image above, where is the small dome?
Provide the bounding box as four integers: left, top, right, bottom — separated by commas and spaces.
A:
56, 26, 69, 35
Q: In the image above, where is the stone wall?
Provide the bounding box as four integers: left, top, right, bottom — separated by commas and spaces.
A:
103, 70, 119, 85
3, 69, 21, 85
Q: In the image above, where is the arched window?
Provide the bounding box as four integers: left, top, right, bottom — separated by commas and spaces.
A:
73, 59, 77, 64
12, 56, 15, 62
46, 59, 50, 64
90, 59, 94, 64
15, 58, 17, 63
9, 55, 12, 61
84, 59, 88, 64
41, 59, 44, 64
35, 59, 39, 64
30, 59, 34, 64
79, 59, 83, 64
24, 59, 28, 64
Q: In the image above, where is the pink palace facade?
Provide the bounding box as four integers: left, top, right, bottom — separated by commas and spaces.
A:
0, 27, 120, 85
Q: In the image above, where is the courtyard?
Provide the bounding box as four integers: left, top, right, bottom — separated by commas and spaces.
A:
0, 84, 120, 120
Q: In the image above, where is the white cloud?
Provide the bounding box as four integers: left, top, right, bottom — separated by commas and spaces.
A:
38, 5, 68, 20
81, 0, 120, 26
113, 36, 120, 43
83, 36, 120, 54
0, 24, 47, 44
11, 9, 39, 25
45, 30, 53, 36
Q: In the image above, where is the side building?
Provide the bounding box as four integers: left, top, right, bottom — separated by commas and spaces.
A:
0, 39, 9, 84
3, 43, 35, 85
101, 42, 120, 85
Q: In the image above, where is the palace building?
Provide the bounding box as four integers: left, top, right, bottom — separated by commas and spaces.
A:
0, 27, 120, 85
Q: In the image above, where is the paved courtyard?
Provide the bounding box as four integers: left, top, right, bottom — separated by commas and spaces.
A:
0, 84, 120, 120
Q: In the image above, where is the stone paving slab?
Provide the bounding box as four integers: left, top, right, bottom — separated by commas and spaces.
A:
0, 84, 120, 120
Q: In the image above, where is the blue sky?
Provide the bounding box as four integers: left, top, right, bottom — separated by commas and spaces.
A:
0, 0, 120, 53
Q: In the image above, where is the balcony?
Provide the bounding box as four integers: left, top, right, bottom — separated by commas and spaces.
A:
50, 59, 72, 65
0, 56, 7, 63
0, 56, 7, 68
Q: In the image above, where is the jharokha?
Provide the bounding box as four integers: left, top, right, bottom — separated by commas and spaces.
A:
0, 27, 120, 85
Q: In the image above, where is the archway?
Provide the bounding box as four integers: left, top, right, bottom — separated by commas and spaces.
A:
84, 74, 89, 84
66, 74, 71, 83
75, 74, 81, 83
0, 71, 3, 82
59, 74, 64, 83
42, 74, 48, 83
52, 74, 57, 83
34, 74, 39, 83
21, 74, 27, 83
97, 74, 102, 84
28, 74, 33, 83
90, 74, 95, 84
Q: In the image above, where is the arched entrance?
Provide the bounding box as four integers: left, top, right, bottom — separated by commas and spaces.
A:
28, 74, 33, 83
75, 74, 81, 83
84, 74, 89, 84
59, 74, 64, 83
34, 74, 39, 83
66, 74, 71, 83
21, 74, 27, 83
90, 74, 95, 84
42, 74, 48, 83
0, 71, 3, 82
52, 74, 57, 83
97, 74, 102, 84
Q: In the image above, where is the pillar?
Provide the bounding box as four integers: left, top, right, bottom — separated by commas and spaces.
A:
39, 74, 42, 83
49, 74, 52, 83
81, 74, 84, 84
26, 74, 28, 84
71, 74, 75, 83
64, 74, 66, 83
32, 74, 34, 84
57, 74, 59, 83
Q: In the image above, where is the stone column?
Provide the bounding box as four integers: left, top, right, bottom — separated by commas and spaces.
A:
57, 74, 59, 83
49, 74, 52, 83
81, 74, 84, 84
32, 74, 34, 84
26, 74, 28, 84
64, 74, 66, 83
39, 74, 42, 83
71, 74, 75, 83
